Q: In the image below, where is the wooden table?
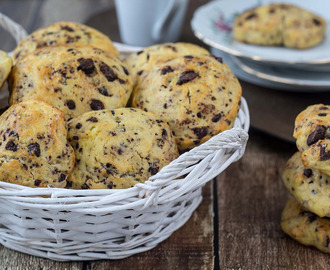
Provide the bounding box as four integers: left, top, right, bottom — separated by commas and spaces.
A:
0, 1, 329, 269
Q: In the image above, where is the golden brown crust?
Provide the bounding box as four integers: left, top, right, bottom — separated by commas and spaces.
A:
282, 152, 330, 218
0, 99, 75, 188
9, 46, 133, 120
131, 54, 241, 151
13, 21, 119, 63
281, 197, 330, 254
0, 50, 12, 89
233, 3, 326, 49
67, 108, 179, 189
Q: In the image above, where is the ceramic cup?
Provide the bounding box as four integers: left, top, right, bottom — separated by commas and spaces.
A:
114, 0, 189, 47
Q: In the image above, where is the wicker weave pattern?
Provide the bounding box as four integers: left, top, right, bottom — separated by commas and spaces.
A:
0, 14, 250, 261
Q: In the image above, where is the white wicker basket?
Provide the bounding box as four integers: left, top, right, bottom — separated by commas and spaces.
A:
0, 14, 250, 261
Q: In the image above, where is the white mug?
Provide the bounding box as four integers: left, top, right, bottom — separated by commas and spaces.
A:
114, 0, 189, 47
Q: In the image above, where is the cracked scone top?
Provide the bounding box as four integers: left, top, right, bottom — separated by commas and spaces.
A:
9, 46, 133, 120
13, 21, 120, 63
233, 3, 326, 49
67, 108, 179, 189
125, 42, 209, 85
0, 99, 75, 188
131, 54, 242, 151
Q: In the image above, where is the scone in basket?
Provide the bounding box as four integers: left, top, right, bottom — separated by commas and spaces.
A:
0, 13, 250, 261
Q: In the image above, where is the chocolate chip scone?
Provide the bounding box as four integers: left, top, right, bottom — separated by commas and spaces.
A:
125, 42, 209, 85
0, 50, 12, 89
281, 197, 330, 254
131, 54, 242, 152
282, 152, 330, 218
0, 99, 75, 188
13, 21, 120, 63
233, 3, 326, 49
67, 108, 179, 189
294, 104, 330, 175
9, 46, 132, 120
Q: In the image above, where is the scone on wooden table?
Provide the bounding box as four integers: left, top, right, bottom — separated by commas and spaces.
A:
125, 42, 209, 85
233, 3, 326, 49
293, 104, 330, 175
0, 99, 75, 188
282, 152, 330, 218
0, 50, 12, 89
9, 46, 132, 120
67, 108, 179, 189
281, 197, 330, 254
131, 54, 242, 152
12, 21, 120, 63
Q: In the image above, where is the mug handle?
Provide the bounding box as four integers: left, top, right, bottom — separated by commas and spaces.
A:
151, 0, 178, 43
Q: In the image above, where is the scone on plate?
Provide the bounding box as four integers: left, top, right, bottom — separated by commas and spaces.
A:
233, 3, 326, 49
13, 21, 120, 63
282, 152, 330, 218
0, 99, 75, 188
125, 42, 209, 85
131, 54, 242, 151
9, 46, 132, 120
281, 197, 330, 254
0, 50, 12, 89
67, 108, 179, 189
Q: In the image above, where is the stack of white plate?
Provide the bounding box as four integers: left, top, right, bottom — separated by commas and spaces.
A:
191, 0, 330, 92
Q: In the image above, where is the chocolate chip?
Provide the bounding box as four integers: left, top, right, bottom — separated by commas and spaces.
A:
86, 117, 98, 122
117, 149, 123, 155
313, 18, 321, 26
211, 55, 223, 63
184, 55, 193, 59
107, 182, 113, 189
100, 62, 117, 82
5, 141, 17, 152
90, 99, 104, 110
76, 123, 82, 129
162, 129, 168, 139
137, 70, 143, 76
28, 142, 41, 157
66, 100, 76, 110
98, 86, 110, 97
77, 58, 95, 75
177, 70, 199, 85
320, 146, 330, 161
61, 25, 74, 32
161, 66, 174, 75
148, 166, 159, 175
304, 169, 313, 178
72, 136, 79, 140
307, 126, 325, 146
58, 174, 66, 182
269, 8, 275, 13
212, 114, 222, 122
66, 180, 73, 188
81, 183, 90, 189
245, 13, 257, 20
318, 113, 327, 117
299, 210, 317, 223
34, 180, 42, 186
193, 127, 208, 139
122, 65, 129, 75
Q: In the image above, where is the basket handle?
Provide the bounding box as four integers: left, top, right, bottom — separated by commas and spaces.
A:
0, 13, 28, 50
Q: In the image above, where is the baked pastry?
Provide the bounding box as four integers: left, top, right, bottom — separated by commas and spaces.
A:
13, 21, 120, 63
67, 108, 179, 189
282, 152, 330, 218
233, 3, 326, 49
0, 99, 75, 188
294, 104, 330, 175
281, 197, 330, 254
125, 42, 209, 85
131, 54, 242, 151
0, 50, 12, 88
9, 46, 133, 120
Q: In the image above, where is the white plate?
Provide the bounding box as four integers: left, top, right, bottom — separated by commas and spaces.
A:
210, 48, 330, 92
191, 0, 330, 67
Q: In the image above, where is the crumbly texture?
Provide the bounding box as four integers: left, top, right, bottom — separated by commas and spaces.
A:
233, 3, 326, 49
67, 108, 179, 189
131, 54, 242, 152
0, 50, 12, 88
9, 46, 133, 120
281, 197, 330, 254
125, 42, 209, 85
0, 99, 75, 188
13, 21, 120, 63
282, 152, 330, 218
293, 104, 330, 175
